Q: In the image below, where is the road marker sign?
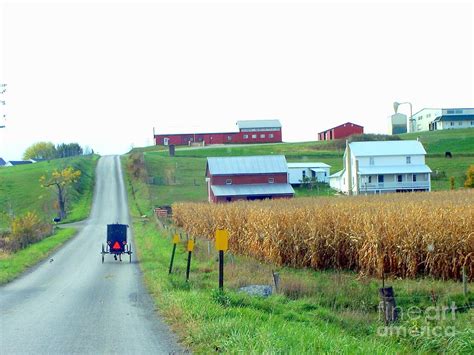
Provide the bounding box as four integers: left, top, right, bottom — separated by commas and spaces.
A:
215, 229, 229, 251
172, 234, 180, 244
187, 239, 194, 252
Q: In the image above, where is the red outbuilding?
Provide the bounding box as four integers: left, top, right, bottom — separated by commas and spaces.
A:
154, 120, 282, 146
318, 122, 364, 141
205, 155, 294, 203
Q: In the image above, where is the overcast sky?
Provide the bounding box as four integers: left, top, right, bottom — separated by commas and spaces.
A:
1, 0, 473, 159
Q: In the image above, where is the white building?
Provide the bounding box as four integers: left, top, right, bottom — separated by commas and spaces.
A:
410, 108, 474, 133
287, 162, 331, 184
329, 140, 431, 194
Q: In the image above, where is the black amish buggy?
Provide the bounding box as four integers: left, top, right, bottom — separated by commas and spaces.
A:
101, 223, 132, 263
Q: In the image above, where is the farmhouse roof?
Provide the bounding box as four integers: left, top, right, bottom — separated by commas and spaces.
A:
358, 165, 432, 175
287, 162, 331, 169
349, 140, 427, 157
211, 183, 294, 197
207, 155, 288, 175
236, 120, 282, 129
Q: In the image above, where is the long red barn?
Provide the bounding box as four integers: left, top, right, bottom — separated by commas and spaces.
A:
318, 122, 364, 141
154, 120, 282, 146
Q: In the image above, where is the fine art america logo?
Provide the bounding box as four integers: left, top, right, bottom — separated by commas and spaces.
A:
377, 302, 460, 337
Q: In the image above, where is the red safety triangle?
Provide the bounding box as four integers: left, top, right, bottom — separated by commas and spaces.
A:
112, 241, 121, 250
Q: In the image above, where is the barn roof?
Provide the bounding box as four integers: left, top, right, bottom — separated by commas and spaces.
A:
207, 155, 288, 175
211, 183, 294, 197
349, 140, 427, 157
236, 120, 282, 129
432, 114, 474, 122
0, 157, 6, 166
287, 162, 331, 168
7, 160, 33, 166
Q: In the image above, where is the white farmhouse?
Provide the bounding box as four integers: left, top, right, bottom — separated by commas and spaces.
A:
287, 162, 331, 184
329, 140, 431, 194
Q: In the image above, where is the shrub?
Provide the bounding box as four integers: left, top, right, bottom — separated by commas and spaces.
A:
9, 212, 52, 251
464, 165, 474, 188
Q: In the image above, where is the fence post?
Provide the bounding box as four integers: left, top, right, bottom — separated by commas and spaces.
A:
168, 234, 180, 274
272, 271, 280, 293
379, 286, 398, 324
186, 239, 194, 282
462, 266, 468, 296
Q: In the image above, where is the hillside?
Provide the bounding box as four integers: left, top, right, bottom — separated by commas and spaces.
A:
128, 129, 473, 206
0, 155, 98, 228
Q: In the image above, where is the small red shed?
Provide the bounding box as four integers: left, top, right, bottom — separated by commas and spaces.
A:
318, 122, 364, 141
205, 155, 294, 203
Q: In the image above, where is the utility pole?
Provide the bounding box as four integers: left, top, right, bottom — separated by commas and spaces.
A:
0, 83, 6, 128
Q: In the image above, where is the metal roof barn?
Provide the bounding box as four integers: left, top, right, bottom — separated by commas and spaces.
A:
207, 155, 288, 175
236, 119, 282, 129
211, 183, 294, 197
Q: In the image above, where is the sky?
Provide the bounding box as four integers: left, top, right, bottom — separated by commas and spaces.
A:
0, 0, 473, 159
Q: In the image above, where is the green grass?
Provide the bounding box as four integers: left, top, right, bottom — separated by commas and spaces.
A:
0, 155, 98, 228
127, 129, 473, 205
124, 163, 473, 354
0, 227, 76, 284
401, 128, 474, 155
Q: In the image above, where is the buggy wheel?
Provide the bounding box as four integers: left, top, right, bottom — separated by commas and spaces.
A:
129, 245, 132, 263
101, 244, 105, 264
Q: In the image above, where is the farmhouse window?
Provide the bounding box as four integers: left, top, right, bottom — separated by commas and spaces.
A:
226, 179, 232, 185
397, 175, 402, 182
378, 175, 384, 183
368, 176, 372, 183
268, 178, 274, 184
369, 157, 374, 165
412, 174, 417, 182
406, 156, 411, 164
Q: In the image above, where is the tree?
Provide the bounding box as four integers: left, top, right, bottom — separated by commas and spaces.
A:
464, 165, 474, 188
56, 143, 83, 158
23, 141, 57, 160
40, 167, 81, 220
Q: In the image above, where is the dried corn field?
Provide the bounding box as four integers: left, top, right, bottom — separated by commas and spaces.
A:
173, 190, 474, 280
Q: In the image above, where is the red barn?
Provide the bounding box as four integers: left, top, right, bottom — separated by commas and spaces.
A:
205, 155, 294, 203
318, 122, 364, 141
154, 120, 282, 146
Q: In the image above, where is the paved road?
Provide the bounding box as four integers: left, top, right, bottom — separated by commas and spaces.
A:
0, 156, 182, 354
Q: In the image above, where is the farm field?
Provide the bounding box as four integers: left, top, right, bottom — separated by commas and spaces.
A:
0, 155, 98, 228
129, 128, 474, 206
123, 162, 474, 354
173, 191, 474, 280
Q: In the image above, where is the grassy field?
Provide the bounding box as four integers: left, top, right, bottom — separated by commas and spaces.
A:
123, 165, 473, 353
128, 129, 473, 206
0, 155, 98, 228
0, 227, 76, 284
